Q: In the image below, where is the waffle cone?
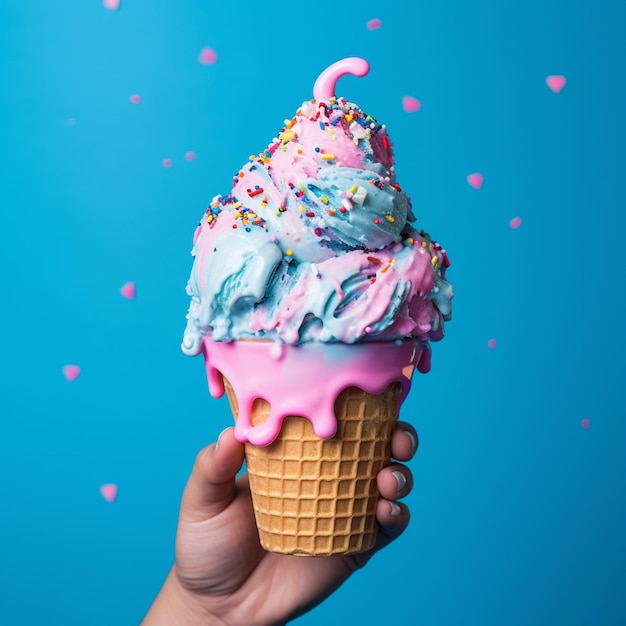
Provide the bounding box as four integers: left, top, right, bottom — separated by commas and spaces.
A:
223, 377, 401, 556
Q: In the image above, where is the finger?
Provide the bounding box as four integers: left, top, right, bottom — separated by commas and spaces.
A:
375, 498, 410, 549
377, 463, 413, 500
180, 427, 245, 520
350, 499, 411, 567
390, 421, 418, 461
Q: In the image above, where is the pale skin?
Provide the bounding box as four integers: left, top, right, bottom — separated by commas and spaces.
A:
142, 423, 418, 626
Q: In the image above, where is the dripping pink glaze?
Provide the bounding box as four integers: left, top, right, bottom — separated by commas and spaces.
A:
202, 337, 426, 447
313, 57, 370, 102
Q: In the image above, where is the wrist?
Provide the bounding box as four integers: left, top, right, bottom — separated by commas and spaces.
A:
142, 567, 227, 626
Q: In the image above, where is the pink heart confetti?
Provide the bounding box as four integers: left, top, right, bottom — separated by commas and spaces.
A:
510, 216, 522, 229
466, 173, 484, 190
62, 365, 81, 382
163, 158, 173, 168
103, 0, 121, 10
185, 151, 196, 161
487, 339, 497, 349
120, 281, 136, 299
546, 75, 567, 93
402, 96, 421, 113
100, 484, 118, 503
129, 94, 141, 104
581, 418, 590, 429
199, 46, 218, 65
366, 18, 382, 30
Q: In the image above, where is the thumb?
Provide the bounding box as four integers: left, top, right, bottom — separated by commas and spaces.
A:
180, 427, 245, 520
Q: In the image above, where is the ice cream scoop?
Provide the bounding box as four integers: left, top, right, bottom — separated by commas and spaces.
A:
182, 57, 452, 355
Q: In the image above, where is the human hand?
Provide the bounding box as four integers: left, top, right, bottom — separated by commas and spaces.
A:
142, 422, 418, 626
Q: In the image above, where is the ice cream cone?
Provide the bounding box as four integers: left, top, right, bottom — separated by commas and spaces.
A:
181, 57, 453, 557
223, 377, 401, 556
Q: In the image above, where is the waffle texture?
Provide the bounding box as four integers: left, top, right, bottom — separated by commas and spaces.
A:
223, 378, 401, 556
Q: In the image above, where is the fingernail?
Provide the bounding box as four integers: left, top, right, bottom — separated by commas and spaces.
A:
392, 470, 407, 492
389, 501, 402, 517
215, 427, 229, 450
404, 430, 417, 455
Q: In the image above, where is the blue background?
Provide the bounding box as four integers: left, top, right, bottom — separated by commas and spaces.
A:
1, 1, 625, 624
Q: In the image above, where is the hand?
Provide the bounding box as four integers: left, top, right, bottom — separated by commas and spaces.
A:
142, 422, 418, 626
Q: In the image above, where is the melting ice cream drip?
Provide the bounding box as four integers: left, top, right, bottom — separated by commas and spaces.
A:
202, 338, 423, 447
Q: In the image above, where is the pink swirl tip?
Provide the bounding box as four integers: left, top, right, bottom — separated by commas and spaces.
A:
313, 57, 370, 102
